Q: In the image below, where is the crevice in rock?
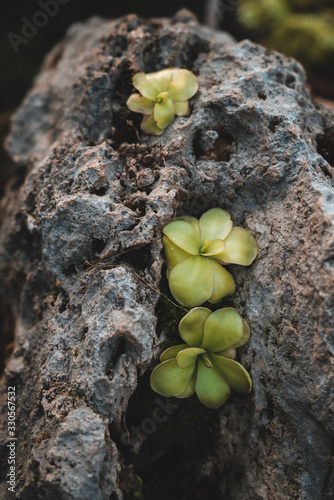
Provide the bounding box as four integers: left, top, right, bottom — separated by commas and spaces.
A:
121, 371, 220, 500
316, 127, 334, 169
0, 297, 15, 375
155, 269, 185, 341
105, 336, 128, 377
110, 62, 142, 149
90, 184, 109, 196
114, 245, 152, 273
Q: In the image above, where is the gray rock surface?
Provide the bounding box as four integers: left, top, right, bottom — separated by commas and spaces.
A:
0, 9, 333, 500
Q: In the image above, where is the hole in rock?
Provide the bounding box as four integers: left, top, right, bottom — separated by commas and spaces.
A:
121, 371, 220, 500
63, 264, 77, 277
316, 127, 334, 169
258, 90, 267, 100
58, 292, 70, 314
268, 116, 282, 133
285, 74, 296, 89
114, 245, 152, 273
105, 336, 127, 378
193, 128, 234, 162
91, 237, 106, 256
91, 184, 109, 196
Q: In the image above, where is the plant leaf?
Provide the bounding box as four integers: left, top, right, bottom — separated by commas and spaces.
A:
160, 344, 188, 362
232, 320, 250, 348
174, 100, 191, 116
163, 220, 201, 255
195, 359, 231, 409
168, 69, 198, 101
174, 215, 200, 234
153, 99, 175, 129
201, 307, 244, 352
126, 94, 154, 114
176, 347, 205, 368
201, 239, 226, 256
199, 208, 233, 244
133, 73, 160, 100
163, 235, 190, 269
179, 307, 211, 346
211, 354, 252, 394
176, 370, 197, 398
140, 114, 164, 136
150, 359, 195, 397
214, 227, 258, 266
216, 347, 237, 359
168, 256, 213, 307
209, 260, 236, 303
148, 69, 172, 92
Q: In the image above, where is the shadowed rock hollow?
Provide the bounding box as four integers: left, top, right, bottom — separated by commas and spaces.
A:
0, 9, 333, 500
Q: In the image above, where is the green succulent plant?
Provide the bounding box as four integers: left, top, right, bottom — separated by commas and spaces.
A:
126, 68, 198, 135
162, 208, 257, 307
150, 307, 252, 409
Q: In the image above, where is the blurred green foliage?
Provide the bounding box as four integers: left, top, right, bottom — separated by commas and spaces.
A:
237, 0, 334, 80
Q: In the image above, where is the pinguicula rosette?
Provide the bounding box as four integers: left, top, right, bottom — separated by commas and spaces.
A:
150, 307, 252, 409
126, 68, 198, 135
162, 208, 257, 307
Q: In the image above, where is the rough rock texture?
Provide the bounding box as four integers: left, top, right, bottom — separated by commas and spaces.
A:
0, 9, 334, 500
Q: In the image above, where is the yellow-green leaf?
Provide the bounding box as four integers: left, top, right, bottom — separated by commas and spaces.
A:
133, 73, 160, 101
201, 307, 244, 352
209, 260, 236, 303
214, 226, 258, 266
174, 215, 200, 234
168, 69, 198, 101
174, 100, 191, 116
199, 208, 233, 244
126, 94, 154, 115
176, 347, 205, 368
176, 371, 197, 399
179, 307, 211, 346
150, 359, 195, 397
153, 99, 175, 129
162, 220, 201, 255
195, 359, 231, 409
163, 235, 190, 269
159, 344, 187, 362
140, 115, 164, 136
168, 256, 213, 307
211, 354, 252, 394
201, 239, 226, 256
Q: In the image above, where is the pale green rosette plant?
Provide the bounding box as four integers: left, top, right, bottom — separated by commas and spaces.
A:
162, 208, 257, 307
126, 68, 198, 135
150, 307, 252, 409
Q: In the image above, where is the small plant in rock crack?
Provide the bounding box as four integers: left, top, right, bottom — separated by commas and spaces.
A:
126, 68, 198, 135
162, 208, 257, 307
150, 307, 252, 409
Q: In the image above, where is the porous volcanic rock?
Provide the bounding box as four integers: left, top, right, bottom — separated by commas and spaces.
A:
0, 9, 333, 500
